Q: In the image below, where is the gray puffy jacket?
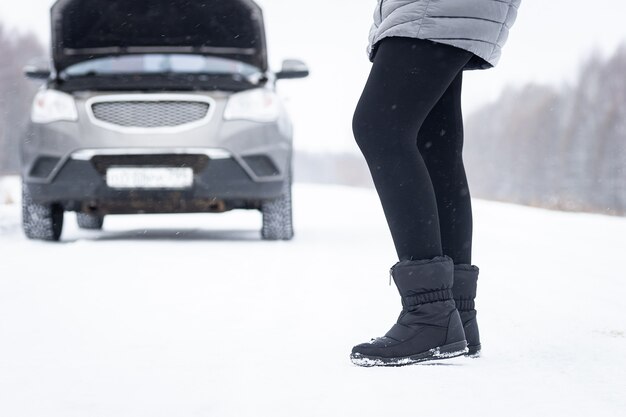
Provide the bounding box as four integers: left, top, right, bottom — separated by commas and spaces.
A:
368, 0, 521, 70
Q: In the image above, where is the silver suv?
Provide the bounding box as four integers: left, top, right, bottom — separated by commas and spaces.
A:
21, 0, 308, 241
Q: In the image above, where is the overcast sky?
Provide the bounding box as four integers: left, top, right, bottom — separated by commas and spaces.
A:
2, 0, 625, 152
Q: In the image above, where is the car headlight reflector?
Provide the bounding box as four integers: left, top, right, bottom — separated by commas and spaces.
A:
31, 90, 78, 124
223, 89, 281, 123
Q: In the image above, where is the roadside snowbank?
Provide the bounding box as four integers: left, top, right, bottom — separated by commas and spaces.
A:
0, 175, 20, 205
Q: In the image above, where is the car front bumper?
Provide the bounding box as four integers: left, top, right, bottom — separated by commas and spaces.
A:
24, 149, 286, 214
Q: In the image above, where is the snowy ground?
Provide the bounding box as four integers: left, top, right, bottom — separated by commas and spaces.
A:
1, 180, 625, 417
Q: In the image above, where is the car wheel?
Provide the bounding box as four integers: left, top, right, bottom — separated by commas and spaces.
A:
261, 170, 294, 241
76, 213, 104, 230
22, 183, 64, 242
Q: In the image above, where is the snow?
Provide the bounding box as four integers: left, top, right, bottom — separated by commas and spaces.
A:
1, 181, 625, 416
0, 176, 20, 205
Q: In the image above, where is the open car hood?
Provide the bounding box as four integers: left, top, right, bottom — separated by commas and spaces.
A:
51, 0, 268, 73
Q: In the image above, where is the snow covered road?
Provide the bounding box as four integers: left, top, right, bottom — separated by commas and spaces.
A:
1, 184, 625, 417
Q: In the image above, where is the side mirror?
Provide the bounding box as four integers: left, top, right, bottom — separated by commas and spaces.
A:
24, 64, 51, 80
276, 59, 309, 80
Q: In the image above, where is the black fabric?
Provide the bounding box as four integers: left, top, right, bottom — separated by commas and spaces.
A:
351, 256, 467, 361
452, 264, 481, 353
353, 37, 474, 264
402, 289, 454, 308
392, 255, 454, 294
392, 257, 455, 308
455, 299, 475, 311
452, 264, 479, 302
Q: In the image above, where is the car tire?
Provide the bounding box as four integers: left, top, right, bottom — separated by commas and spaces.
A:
22, 183, 64, 242
261, 170, 294, 241
76, 213, 104, 230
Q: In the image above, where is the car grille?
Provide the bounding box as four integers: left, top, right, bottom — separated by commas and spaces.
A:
90, 154, 210, 175
91, 101, 210, 129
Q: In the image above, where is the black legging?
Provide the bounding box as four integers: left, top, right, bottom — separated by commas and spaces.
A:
353, 37, 474, 264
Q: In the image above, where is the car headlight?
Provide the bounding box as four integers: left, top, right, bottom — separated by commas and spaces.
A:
31, 90, 78, 124
223, 89, 281, 123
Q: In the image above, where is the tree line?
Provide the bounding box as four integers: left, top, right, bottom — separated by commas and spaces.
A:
0, 23, 44, 175
464, 45, 626, 216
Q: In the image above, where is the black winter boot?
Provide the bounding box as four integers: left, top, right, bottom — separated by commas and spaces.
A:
452, 265, 481, 357
351, 256, 468, 367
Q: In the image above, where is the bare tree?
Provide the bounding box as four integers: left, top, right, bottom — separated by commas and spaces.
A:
0, 23, 45, 175
465, 44, 626, 216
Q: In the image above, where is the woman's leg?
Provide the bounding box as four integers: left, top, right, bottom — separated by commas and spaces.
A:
415, 74, 482, 355
417, 72, 473, 265
350, 38, 474, 365
352, 37, 472, 261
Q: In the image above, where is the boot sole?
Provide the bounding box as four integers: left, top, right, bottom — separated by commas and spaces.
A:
350, 341, 468, 367
466, 344, 481, 358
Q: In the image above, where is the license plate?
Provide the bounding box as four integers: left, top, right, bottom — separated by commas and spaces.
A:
106, 167, 194, 189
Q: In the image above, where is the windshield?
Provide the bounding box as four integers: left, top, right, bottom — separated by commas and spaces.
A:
63, 54, 262, 78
